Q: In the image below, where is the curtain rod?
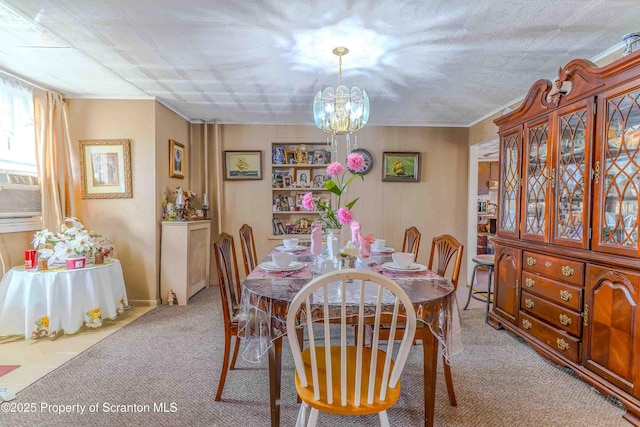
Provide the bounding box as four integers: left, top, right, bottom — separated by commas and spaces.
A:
0, 67, 47, 91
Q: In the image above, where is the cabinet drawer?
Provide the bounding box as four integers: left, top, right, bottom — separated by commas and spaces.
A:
521, 271, 583, 311
521, 291, 582, 338
519, 312, 581, 363
522, 251, 584, 286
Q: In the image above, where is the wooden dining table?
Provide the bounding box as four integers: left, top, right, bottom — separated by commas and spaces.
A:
237, 246, 463, 427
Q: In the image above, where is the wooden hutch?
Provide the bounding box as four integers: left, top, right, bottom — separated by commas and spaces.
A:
490, 50, 640, 425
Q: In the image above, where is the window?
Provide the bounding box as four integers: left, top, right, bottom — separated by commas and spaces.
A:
0, 74, 40, 232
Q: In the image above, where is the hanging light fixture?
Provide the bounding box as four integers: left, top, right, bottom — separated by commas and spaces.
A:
313, 47, 369, 136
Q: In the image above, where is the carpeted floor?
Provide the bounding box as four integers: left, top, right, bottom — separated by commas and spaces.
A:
1, 286, 627, 427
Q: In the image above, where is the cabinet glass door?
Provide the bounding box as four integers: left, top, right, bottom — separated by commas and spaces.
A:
522, 120, 550, 242
498, 130, 521, 237
552, 103, 592, 248
594, 88, 640, 256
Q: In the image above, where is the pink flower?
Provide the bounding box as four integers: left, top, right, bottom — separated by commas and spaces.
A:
346, 152, 365, 173
336, 208, 353, 225
302, 192, 315, 211
326, 162, 344, 178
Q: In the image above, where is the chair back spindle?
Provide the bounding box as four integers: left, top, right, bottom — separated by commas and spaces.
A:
239, 224, 258, 276
213, 233, 242, 324
428, 234, 464, 289
402, 226, 422, 257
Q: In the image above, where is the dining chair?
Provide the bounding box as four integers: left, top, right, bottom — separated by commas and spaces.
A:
212, 232, 243, 401
286, 269, 417, 427
426, 234, 464, 406
238, 223, 258, 276
401, 226, 422, 257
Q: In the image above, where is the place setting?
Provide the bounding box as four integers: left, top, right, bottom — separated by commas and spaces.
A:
369, 252, 435, 278
370, 238, 395, 254
251, 251, 311, 279
273, 238, 307, 253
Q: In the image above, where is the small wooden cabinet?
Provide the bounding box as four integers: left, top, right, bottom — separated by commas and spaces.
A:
160, 220, 211, 305
490, 51, 640, 425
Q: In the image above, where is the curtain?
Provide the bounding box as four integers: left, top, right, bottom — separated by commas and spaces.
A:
34, 91, 75, 230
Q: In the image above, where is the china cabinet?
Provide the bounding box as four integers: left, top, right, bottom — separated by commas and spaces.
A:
270, 141, 332, 238
490, 51, 640, 425
160, 220, 211, 305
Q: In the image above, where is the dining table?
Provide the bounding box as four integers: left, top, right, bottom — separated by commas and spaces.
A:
237, 245, 463, 427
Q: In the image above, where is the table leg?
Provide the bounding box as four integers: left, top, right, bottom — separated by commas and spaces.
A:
268, 335, 283, 427
422, 327, 439, 427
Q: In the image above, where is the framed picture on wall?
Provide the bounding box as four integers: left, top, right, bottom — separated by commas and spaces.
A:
225, 150, 262, 180
382, 152, 421, 182
79, 139, 133, 199
170, 139, 185, 179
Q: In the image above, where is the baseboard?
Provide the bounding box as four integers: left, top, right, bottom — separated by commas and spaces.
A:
128, 299, 159, 307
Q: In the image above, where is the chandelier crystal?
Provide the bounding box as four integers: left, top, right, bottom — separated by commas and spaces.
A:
313, 47, 369, 135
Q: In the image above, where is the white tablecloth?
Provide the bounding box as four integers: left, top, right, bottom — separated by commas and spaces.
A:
0, 259, 129, 339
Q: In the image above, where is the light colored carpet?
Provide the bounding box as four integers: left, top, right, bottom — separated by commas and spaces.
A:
1, 286, 627, 427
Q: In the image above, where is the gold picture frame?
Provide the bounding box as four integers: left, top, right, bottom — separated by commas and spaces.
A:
79, 139, 132, 199
224, 150, 262, 180
382, 151, 421, 182
170, 139, 185, 179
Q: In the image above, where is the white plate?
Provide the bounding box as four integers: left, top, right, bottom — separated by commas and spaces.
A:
259, 261, 305, 272
372, 247, 395, 253
274, 245, 307, 252
382, 262, 427, 272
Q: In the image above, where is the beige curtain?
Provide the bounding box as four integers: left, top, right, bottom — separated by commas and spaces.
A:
34, 91, 76, 230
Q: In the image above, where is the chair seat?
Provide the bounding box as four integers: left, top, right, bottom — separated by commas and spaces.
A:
295, 346, 400, 416
472, 254, 495, 266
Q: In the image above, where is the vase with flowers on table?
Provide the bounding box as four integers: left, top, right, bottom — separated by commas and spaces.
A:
301, 152, 374, 264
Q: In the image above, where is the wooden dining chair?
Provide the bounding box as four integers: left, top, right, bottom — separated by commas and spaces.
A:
212, 232, 243, 401
425, 234, 464, 406
286, 269, 417, 427
238, 224, 258, 276
401, 226, 421, 257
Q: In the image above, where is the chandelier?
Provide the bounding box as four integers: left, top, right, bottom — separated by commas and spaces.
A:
313, 47, 369, 135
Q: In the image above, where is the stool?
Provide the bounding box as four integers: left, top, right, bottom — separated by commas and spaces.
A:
463, 254, 495, 322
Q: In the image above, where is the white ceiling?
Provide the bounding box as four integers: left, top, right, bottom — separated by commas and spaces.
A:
0, 0, 639, 126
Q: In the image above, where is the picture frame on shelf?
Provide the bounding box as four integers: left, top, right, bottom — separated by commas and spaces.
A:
382, 151, 421, 182
225, 150, 262, 180
312, 169, 327, 188
272, 218, 285, 235
169, 139, 185, 179
314, 150, 328, 164
295, 168, 312, 186
283, 175, 292, 187
79, 139, 133, 199
285, 150, 296, 164
287, 196, 295, 211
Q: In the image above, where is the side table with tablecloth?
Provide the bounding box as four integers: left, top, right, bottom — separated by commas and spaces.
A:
0, 259, 129, 339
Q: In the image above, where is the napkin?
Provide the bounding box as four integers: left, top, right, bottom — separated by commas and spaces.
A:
350, 221, 361, 245
310, 222, 323, 255
359, 233, 374, 259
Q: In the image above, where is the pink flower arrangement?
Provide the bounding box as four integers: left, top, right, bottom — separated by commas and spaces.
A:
301, 152, 365, 229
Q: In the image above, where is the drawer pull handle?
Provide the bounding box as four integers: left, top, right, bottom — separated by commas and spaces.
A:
562, 266, 575, 276
525, 278, 535, 287
522, 319, 532, 330
545, 261, 552, 267
559, 314, 572, 326
557, 338, 570, 351
527, 257, 537, 266
525, 298, 535, 309
560, 290, 573, 301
